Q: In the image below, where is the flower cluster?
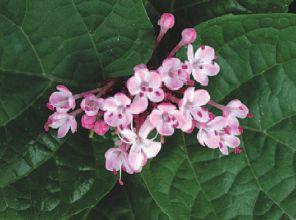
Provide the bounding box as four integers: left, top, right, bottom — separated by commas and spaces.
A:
44, 13, 252, 185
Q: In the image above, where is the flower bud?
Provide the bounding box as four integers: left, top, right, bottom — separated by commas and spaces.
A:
81, 114, 96, 130
94, 120, 109, 135
181, 28, 197, 45
158, 13, 175, 31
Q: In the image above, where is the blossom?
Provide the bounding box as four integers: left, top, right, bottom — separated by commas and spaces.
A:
149, 103, 185, 136
81, 114, 96, 130
127, 68, 165, 109
187, 44, 220, 86
158, 58, 189, 90
197, 116, 240, 155
179, 87, 211, 131
94, 120, 109, 135
225, 99, 249, 119
80, 94, 104, 116
44, 112, 77, 138
119, 119, 161, 172
47, 85, 75, 112
105, 141, 134, 185
103, 93, 146, 128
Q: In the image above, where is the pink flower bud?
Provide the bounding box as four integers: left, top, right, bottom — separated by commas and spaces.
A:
158, 13, 175, 31
94, 120, 109, 135
81, 114, 96, 130
181, 28, 197, 45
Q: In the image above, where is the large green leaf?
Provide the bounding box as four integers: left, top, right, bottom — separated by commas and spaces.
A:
140, 14, 296, 219
148, 0, 293, 26
78, 176, 169, 220
0, 0, 153, 218
0, 133, 116, 219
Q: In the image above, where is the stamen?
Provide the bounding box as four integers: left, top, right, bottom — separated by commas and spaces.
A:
247, 113, 253, 118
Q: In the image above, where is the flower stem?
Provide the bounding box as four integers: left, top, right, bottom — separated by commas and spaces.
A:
208, 100, 226, 111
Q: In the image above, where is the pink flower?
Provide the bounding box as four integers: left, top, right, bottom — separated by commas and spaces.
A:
81, 114, 96, 130
44, 112, 77, 138
197, 116, 240, 155
179, 87, 211, 131
181, 28, 197, 45
105, 142, 134, 185
158, 58, 189, 90
80, 94, 104, 116
94, 120, 109, 135
119, 119, 161, 172
158, 13, 175, 31
149, 103, 185, 136
225, 99, 249, 119
127, 68, 165, 109
47, 85, 75, 113
187, 44, 220, 86
103, 93, 146, 128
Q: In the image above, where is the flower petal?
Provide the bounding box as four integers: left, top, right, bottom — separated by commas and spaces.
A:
127, 76, 141, 95
141, 140, 161, 158
147, 88, 164, 103
57, 123, 70, 138
157, 122, 174, 136
128, 96, 148, 114
192, 89, 210, 106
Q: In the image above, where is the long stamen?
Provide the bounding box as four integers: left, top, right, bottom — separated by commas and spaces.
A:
118, 166, 124, 185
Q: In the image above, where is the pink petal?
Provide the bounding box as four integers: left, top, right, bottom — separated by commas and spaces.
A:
56, 85, 71, 94
148, 71, 162, 88
180, 111, 193, 132
114, 93, 131, 106
227, 99, 249, 118
157, 122, 174, 136
219, 143, 229, 155
203, 130, 220, 149
171, 110, 185, 128
103, 97, 118, 112
128, 96, 148, 114
119, 129, 137, 142
70, 117, 77, 133
192, 70, 209, 86
224, 135, 240, 148
183, 87, 195, 103
141, 140, 161, 158
147, 88, 164, 103
157, 103, 176, 112
202, 63, 220, 76
81, 114, 96, 129
57, 123, 70, 138
187, 44, 194, 63
208, 116, 227, 130
149, 110, 163, 127
165, 78, 183, 90
139, 118, 154, 139
195, 45, 215, 62
135, 68, 151, 82
134, 64, 147, 72
192, 89, 210, 106
128, 145, 146, 171
191, 107, 210, 123
127, 76, 141, 95
105, 148, 121, 171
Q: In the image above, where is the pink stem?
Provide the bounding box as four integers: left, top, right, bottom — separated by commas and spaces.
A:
95, 80, 116, 98
208, 100, 226, 111
70, 108, 83, 117
74, 87, 102, 99
154, 30, 166, 51
167, 41, 183, 58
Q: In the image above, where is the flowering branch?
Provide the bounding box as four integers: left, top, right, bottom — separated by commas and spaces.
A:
43, 13, 252, 185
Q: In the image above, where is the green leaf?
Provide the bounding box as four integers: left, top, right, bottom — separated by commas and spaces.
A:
148, 0, 293, 26
79, 176, 169, 220
141, 14, 296, 219
0, 0, 153, 126
0, 0, 153, 218
0, 133, 116, 219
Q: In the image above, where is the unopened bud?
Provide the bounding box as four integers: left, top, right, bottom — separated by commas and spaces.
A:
181, 28, 197, 45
